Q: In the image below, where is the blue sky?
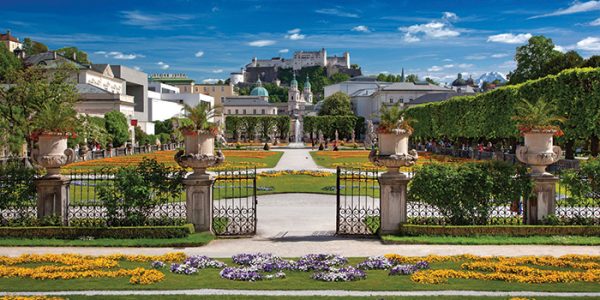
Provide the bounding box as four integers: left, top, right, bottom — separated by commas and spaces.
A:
2, 0, 600, 83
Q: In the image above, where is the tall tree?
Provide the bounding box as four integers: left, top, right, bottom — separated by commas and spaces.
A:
583, 55, 600, 68
104, 111, 129, 147
544, 50, 584, 76
22, 38, 48, 56
318, 91, 353, 116
55, 46, 91, 64
508, 35, 561, 84
0, 43, 21, 81
405, 74, 419, 83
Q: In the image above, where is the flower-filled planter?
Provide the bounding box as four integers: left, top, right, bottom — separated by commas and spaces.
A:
32, 132, 76, 178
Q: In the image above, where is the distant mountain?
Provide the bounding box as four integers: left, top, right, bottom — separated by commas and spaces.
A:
477, 72, 507, 87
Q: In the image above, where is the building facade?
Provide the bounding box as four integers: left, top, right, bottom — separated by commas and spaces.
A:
0, 31, 22, 53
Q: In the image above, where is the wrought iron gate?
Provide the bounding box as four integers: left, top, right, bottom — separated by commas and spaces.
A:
336, 167, 381, 235
212, 168, 257, 236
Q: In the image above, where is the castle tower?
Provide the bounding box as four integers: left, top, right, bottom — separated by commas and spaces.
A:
343, 51, 350, 68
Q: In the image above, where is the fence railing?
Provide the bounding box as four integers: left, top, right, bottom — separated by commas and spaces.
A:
336, 167, 381, 235
212, 168, 257, 236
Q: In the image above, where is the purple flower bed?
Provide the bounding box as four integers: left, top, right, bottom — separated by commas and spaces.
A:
170, 263, 199, 275
295, 254, 348, 271
184, 255, 227, 269
389, 261, 429, 276
231, 253, 295, 272
219, 266, 286, 281
356, 256, 393, 270
151, 261, 165, 269
311, 266, 366, 282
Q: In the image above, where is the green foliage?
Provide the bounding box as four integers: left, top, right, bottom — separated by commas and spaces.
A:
408, 161, 532, 225
97, 158, 186, 226
560, 158, 600, 206
405, 74, 419, 83
154, 119, 174, 135
103, 111, 129, 147
509, 36, 561, 84
225, 115, 290, 140
405, 68, 600, 143
512, 98, 565, 129
330, 72, 350, 83
398, 224, 600, 237
55, 46, 91, 64
278, 66, 328, 100
274, 115, 290, 139
22, 38, 48, 56
258, 116, 275, 139
304, 115, 358, 140
262, 82, 288, 103
0, 163, 37, 222
0, 225, 193, 239
0, 43, 21, 81
318, 91, 352, 116
583, 55, 600, 68
32, 94, 78, 133
378, 103, 406, 132
181, 102, 219, 131
71, 115, 109, 148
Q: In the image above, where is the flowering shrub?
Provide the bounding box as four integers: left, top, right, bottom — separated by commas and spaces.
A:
151, 261, 165, 269
295, 254, 348, 271
311, 266, 366, 282
356, 256, 393, 270
231, 253, 295, 272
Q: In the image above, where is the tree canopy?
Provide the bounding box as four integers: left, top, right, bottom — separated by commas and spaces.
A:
318, 91, 353, 116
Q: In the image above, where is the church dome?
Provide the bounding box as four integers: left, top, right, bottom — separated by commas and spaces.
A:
250, 79, 269, 97
290, 74, 298, 89
452, 73, 467, 86
304, 75, 311, 89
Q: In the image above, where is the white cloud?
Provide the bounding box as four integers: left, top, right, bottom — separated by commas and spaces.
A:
212, 69, 224, 73
120, 10, 193, 29
211, 6, 219, 12
576, 37, 600, 51
202, 78, 223, 84
443, 64, 455, 68
554, 45, 567, 53
428, 65, 443, 72
491, 53, 509, 58
399, 13, 460, 42
352, 25, 370, 33
457, 63, 474, 69
487, 33, 532, 44
285, 29, 306, 40
133, 66, 141, 71
157, 61, 170, 70
279, 49, 289, 53
315, 8, 359, 18
195, 51, 204, 58
590, 17, 600, 26
248, 40, 276, 47
443, 58, 453, 62
95, 51, 143, 60
465, 55, 487, 60
530, 1, 600, 18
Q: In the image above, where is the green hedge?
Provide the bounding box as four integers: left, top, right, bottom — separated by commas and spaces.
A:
0, 224, 194, 239
405, 68, 600, 142
399, 224, 600, 237
304, 115, 359, 141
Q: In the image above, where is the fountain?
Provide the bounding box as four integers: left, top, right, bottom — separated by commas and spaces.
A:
288, 118, 305, 148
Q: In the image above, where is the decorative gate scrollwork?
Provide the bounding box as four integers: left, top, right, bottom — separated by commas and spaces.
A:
212, 168, 257, 236
336, 167, 380, 235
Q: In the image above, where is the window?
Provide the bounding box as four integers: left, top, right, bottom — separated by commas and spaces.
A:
261, 109, 265, 114
204, 87, 208, 92
221, 97, 224, 101
227, 109, 231, 114
253, 109, 256, 115
243, 109, 246, 114
235, 109, 239, 114
389, 98, 393, 103
409, 98, 413, 102
212, 87, 215, 92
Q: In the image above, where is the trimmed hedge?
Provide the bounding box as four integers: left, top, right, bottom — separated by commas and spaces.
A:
0, 224, 194, 239
399, 224, 600, 237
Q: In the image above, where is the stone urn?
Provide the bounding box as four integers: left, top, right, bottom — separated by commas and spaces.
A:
370, 129, 418, 175
516, 130, 562, 176
175, 130, 224, 178
32, 133, 76, 179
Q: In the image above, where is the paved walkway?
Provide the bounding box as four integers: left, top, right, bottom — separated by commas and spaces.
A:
271, 148, 321, 170
4, 290, 600, 298
2, 193, 599, 258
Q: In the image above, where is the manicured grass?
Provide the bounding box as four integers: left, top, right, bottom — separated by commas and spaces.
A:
1, 258, 599, 292
381, 234, 600, 245
0, 232, 214, 247
310, 150, 372, 169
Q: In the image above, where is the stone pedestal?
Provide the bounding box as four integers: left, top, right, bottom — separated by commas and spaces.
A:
525, 175, 558, 224
35, 178, 70, 225
184, 174, 214, 232
378, 173, 410, 234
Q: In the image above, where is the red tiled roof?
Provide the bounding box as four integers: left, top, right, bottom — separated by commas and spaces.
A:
0, 32, 20, 43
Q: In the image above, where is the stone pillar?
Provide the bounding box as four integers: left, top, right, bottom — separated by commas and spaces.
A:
378, 173, 410, 235
35, 178, 70, 225
184, 173, 214, 232
525, 175, 558, 224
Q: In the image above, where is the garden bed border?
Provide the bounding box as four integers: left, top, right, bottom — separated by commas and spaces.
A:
0, 224, 194, 239
398, 224, 600, 236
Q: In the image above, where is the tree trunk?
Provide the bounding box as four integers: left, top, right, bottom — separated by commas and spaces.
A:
564, 139, 575, 160
591, 135, 599, 157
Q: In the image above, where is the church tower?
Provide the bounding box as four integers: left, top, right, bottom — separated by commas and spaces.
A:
301, 75, 313, 103
288, 73, 301, 112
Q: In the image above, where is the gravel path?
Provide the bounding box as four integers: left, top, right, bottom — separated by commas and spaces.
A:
3, 290, 600, 297
271, 149, 321, 170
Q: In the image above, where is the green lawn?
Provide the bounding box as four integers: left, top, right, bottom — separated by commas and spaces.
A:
1, 258, 599, 292
381, 234, 600, 245
0, 232, 214, 247
225, 151, 283, 169
309, 151, 371, 169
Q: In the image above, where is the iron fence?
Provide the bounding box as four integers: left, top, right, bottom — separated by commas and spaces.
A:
336, 167, 381, 235
212, 168, 257, 236
0, 164, 37, 223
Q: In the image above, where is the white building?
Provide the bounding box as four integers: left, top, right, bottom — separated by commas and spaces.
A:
0, 30, 22, 53
147, 82, 215, 124
245, 48, 350, 71
222, 79, 278, 116
324, 76, 389, 98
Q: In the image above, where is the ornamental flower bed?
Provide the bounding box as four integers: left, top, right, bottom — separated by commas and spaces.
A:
312, 266, 366, 282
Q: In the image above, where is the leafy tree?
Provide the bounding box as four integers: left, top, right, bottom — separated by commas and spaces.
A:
104, 111, 129, 147
405, 74, 419, 83
544, 50, 583, 76
376, 73, 388, 81
55, 46, 91, 64
425, 77, 439, 85
350, 64, 360, 69
0, 43, 21, 81
258, 116, 275, 139
275, 116, 290, 140
509, 35, 561, 84
22, 38, 48, 56
225, 116, 242, 141
318, 91, 353, 116
263, 82, 288, 103
154, 119, 174, 135
583, 55, 600, 68
330, 72, 350, 83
